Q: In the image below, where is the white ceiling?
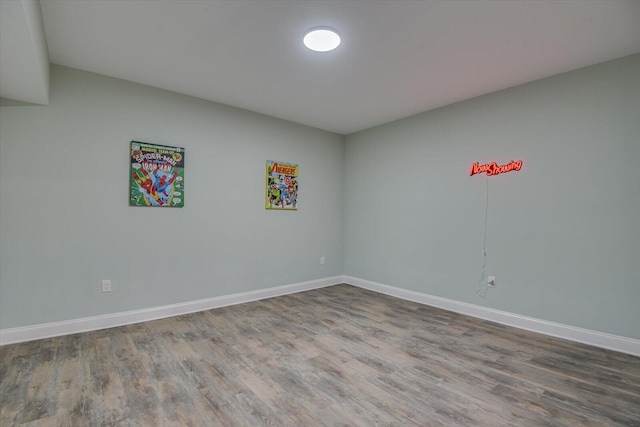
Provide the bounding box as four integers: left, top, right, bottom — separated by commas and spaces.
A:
0, 0, 49, 104
5, 0, 640, 134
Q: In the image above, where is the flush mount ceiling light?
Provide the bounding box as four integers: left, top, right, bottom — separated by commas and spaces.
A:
303, 27, 341, 52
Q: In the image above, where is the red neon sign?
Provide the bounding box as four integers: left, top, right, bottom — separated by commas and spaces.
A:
470, 160, 523, 177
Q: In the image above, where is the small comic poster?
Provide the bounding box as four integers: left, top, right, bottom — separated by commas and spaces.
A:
130, 141, 184, 207
266, 160, 298, 210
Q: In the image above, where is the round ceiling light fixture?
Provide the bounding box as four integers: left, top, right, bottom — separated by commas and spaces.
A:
303, 27, 341, 52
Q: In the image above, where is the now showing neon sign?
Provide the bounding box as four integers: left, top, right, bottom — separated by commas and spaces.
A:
470, 160, 523, 177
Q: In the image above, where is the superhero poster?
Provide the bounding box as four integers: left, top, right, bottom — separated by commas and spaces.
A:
266, 160, 298, 210
130, 141, 184, 207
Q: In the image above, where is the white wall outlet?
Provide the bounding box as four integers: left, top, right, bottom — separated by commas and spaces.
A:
487, 276, 496, 287
101, 279, 112, 293
320, 256, 325, 265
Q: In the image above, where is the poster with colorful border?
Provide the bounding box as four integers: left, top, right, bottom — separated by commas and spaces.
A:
130, 141, 185, 207
266, 160, 298, 210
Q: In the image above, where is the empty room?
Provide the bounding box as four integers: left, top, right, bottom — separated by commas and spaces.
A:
1, 0, 639, 425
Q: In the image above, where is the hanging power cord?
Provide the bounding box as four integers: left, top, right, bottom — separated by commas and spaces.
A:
477, 175, 490, 298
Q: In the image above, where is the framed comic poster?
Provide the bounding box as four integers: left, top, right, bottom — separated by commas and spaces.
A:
266, 160, 298, 210
130, 141, 185, 207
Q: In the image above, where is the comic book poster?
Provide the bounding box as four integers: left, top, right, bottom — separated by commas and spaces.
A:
266, 160, 298, 210
130, 141, 185, 207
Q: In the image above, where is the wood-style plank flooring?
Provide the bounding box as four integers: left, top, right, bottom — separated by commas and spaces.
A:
1, 284, 639, 426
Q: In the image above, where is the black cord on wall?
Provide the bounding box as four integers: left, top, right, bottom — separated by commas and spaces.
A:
477, 175, 490, 298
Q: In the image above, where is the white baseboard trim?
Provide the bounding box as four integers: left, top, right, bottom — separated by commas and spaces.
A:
4, 275, 638, 357
0, 276, 344, 346
344, 276, 640, 357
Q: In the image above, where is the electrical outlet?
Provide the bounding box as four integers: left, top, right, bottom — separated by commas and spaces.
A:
101, 279, 112, 293
320, 256, 325, 265
487, 276, 496, 287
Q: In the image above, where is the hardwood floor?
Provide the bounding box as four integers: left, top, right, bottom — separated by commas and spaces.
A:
1, 284, 639, 426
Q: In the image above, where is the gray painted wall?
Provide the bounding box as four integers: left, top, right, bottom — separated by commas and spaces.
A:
344, 54, 640, 339
2, 56, 638, 341
0, 65, 344, 329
